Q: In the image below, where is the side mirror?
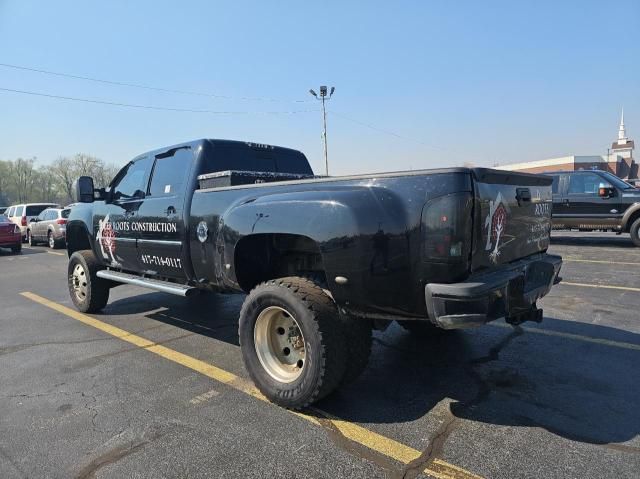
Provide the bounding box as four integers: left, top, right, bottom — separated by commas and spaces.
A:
75, 176, 95, 203
598, 186, 615, 198
30, 218, 37, 223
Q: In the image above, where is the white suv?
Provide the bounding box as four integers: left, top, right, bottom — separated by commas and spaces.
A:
6, 203, 59, 242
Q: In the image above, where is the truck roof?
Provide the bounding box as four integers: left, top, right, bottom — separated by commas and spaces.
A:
143, 139, 306, 159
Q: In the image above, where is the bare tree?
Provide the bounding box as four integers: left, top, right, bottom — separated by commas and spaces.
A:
9, 158, 37, 203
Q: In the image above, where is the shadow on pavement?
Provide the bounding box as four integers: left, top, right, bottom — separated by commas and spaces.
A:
105, 290, 244, 346
103, 290, 640, 448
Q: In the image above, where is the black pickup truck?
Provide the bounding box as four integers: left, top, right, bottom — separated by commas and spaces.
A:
67, 139, 562, 408
548, 170, 640, 246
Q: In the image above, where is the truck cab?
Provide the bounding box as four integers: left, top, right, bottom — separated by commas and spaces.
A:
548, 170, 640, 246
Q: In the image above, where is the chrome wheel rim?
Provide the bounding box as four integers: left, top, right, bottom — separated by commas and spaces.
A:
254, 306, 306, 383
71, 263, 88, 302
49, 233, 54, 248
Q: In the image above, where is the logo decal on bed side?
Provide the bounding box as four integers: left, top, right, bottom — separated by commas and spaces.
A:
484, 191, 509, 263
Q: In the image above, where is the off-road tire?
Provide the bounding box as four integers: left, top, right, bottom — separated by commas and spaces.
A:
239, 276, 348, 409
630, 218, 640, 247
397, 320, 451, 336
68, 250, 110, 313
11, 243, 21, 254
339, 318, 372, 385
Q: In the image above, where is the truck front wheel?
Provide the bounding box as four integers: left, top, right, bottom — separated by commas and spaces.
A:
68, 250, 110, 313
239, 277, 348, 409
630, 218, 640, 247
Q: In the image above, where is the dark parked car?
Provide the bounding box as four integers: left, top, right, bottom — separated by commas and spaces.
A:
0, 214, 22, 253
27, 207, 70, 248
548, 170, 640, 246
66, 139, 562, 408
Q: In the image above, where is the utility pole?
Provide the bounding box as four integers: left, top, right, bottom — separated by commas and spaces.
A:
309, 86, 335, 176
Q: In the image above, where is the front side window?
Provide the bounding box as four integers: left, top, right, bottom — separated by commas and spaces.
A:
149, 149, 192, 197
36, 210, 49, 221
7, 207, 15, 217
111, 157, 153, 200
568, 173, 611, 195
551, 175, 560, 194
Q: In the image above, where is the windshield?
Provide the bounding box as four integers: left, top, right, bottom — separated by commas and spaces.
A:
599, 171, 636, 190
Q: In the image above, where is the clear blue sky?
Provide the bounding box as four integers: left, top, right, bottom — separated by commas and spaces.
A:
0, 0, 638, 175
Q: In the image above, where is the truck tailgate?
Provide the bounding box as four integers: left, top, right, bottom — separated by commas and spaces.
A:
472, 168, 552, 271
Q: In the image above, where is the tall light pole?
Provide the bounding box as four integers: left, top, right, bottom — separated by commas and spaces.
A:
309, 86, 335, 176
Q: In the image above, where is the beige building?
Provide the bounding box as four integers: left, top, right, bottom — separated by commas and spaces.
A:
498, 110, 637, 179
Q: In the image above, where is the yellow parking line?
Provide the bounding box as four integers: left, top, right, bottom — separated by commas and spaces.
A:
20, 291, 482, 479
46, 251, 66, 256
489, 323, 640, 351
562, 257, 640, 266
561, 281, 640, 293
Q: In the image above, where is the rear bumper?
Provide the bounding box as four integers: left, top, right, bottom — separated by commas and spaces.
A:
425, 253, 562, 329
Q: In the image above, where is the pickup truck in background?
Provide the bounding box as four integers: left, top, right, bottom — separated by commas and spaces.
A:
548, 170, 640, 246
66, 139, 562, 409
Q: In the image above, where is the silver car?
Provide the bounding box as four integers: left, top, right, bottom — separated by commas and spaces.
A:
27, 208, 70, 249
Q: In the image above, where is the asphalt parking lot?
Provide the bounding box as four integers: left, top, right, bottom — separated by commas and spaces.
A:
1, 231, 639, 479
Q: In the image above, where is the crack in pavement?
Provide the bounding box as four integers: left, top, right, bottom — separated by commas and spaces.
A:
74, 425, 165, 479
0, 323, 172, 358
395, 327, 524, 479
308, 407, 400, 476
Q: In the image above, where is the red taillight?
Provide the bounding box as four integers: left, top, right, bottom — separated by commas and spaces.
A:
422, 193, 473, 263
21, 216, 27, 226
56, 219, 67, 225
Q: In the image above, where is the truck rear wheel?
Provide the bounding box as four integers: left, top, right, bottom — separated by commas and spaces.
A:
630, 218, 640, 247
68, 250, 110, 313
239, 276, 347, 409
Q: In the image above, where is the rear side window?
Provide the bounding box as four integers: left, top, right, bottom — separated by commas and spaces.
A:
61, 209, 71, 219
16, 206, 25, 216
149, 148, 192, 197
26, 205, 51, 216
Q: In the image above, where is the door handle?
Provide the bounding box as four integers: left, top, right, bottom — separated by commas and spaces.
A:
165, 206, 177, 216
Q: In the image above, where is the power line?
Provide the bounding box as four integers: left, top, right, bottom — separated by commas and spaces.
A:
329, 110, 488, 164
0, 86, 319, 115
0, 62, 311, 104
329, 110, 446, 151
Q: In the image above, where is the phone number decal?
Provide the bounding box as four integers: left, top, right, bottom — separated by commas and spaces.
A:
140, 254, 182, 269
